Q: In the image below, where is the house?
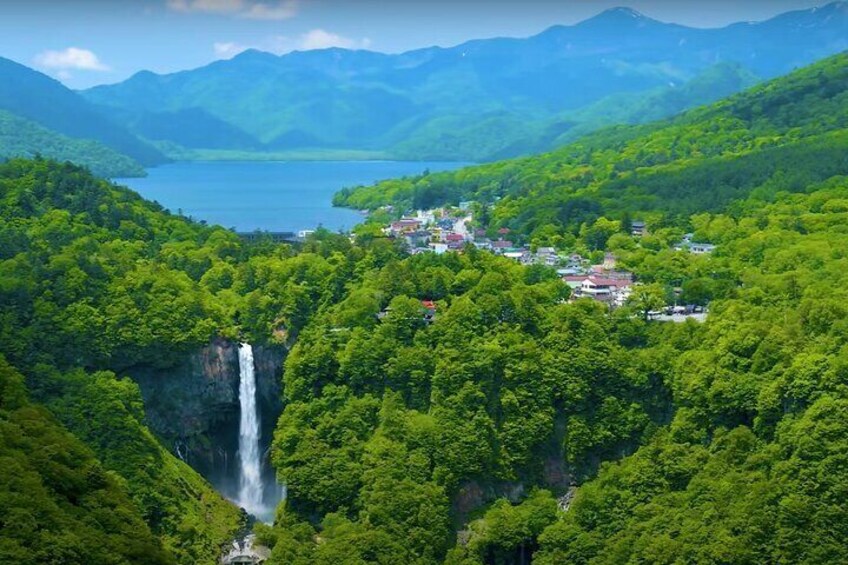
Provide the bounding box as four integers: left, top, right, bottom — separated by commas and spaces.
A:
445, 232, 466, 243
689, 243, 716, 254
389, 218, 422, 235
403, 230, 432, 250
564, 275, 633, 307
492, 240, 514, 254
416, 210, 436, 226
429, 242, 449, 255
534, 247, 559, 266
474, 238, 493, 251
504, 251, 531, 263
674, 234, 716, 254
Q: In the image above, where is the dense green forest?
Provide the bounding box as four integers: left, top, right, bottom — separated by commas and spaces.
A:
0, 110, 146, 178
2, 47, 848, 565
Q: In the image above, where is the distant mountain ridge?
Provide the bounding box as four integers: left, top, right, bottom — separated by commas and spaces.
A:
80, 2, 848, 162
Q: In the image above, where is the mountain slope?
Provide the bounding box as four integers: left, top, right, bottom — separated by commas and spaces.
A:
0, 57, 166, 167
335, 50, 848, 234
83, 3, 848, 161
0, 357, 173, 564
0, 109, 145, 177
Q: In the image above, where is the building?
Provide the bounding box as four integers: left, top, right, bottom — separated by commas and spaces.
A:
430, 242, 449, 254
237, 231, 296, 243
564, 275, 633, 307
631, 221, 647, 237
675, 234, 716, 254
389, 218, 422, 235
689, 243, 716, 254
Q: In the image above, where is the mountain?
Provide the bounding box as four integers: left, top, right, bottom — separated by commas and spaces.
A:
4, 47, 848, 563
0, 57, 166, 169
335, 49, 848, 230
0, 109, 145, 177
83, 3, 848, 161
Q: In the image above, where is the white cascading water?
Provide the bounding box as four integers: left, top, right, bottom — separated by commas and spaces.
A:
237, 343, 263, 516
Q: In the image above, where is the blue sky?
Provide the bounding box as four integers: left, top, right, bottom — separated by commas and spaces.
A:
0, 0, 833, 89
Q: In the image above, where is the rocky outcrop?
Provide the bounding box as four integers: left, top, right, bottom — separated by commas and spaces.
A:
123, 339, 287, 495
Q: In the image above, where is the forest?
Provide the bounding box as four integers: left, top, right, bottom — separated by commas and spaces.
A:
1, 48, 848, 565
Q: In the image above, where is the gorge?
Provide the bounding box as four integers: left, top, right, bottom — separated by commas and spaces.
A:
123, 339, 286, 521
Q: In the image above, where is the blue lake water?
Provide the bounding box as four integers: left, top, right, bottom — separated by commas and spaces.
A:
116, 160, 469, 232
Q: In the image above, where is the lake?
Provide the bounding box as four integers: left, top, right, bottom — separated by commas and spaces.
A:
116, 160, 469, 233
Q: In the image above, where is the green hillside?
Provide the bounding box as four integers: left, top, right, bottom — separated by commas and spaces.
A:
336, 51, 848, 237
0, 358, 172, 564
0, 110, 145, 177
4, 48, 848, 565
0, 57, 165, 170
390, 62, 761, 162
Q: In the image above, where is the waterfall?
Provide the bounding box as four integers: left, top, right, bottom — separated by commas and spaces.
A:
237, 343, 263, 516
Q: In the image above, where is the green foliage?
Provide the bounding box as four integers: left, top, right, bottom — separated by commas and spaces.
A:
533, 179, 848, 563
4, 46, 848, 565
0, 357, 173, 564
33, 366, 244, 563
268, 250, 670, 563
0, 56, 165, 167
0, 110, 146, 177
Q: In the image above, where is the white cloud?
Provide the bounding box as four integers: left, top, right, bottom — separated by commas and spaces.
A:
214, 41, 250, 58
34, 47, 110, 71
212, 35, 290, 59
299, 29, 370, 51
167, 0, 297, 20
242, 1, 298, 20
212, 31, 369, 60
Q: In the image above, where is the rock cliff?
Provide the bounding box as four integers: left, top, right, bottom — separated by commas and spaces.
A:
123, 339, 286, 497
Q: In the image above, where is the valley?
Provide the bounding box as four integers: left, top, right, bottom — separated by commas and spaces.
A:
1, 3, 848, 564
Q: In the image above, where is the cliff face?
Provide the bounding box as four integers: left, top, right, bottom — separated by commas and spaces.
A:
124, 339, 286, 496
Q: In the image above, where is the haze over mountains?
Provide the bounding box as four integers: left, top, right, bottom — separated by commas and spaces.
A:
0, 3, 846, 174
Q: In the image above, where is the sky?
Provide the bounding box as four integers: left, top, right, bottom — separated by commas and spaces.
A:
0, 0, 835, 89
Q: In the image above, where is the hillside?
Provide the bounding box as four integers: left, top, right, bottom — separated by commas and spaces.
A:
336, 50, 848, 237
5, 63, 848, 561
0, 109, 145, 177
0, 57, 166, 169
83, 3, 848, 162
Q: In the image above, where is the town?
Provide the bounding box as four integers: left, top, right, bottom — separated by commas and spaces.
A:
380, 205, 713, 320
